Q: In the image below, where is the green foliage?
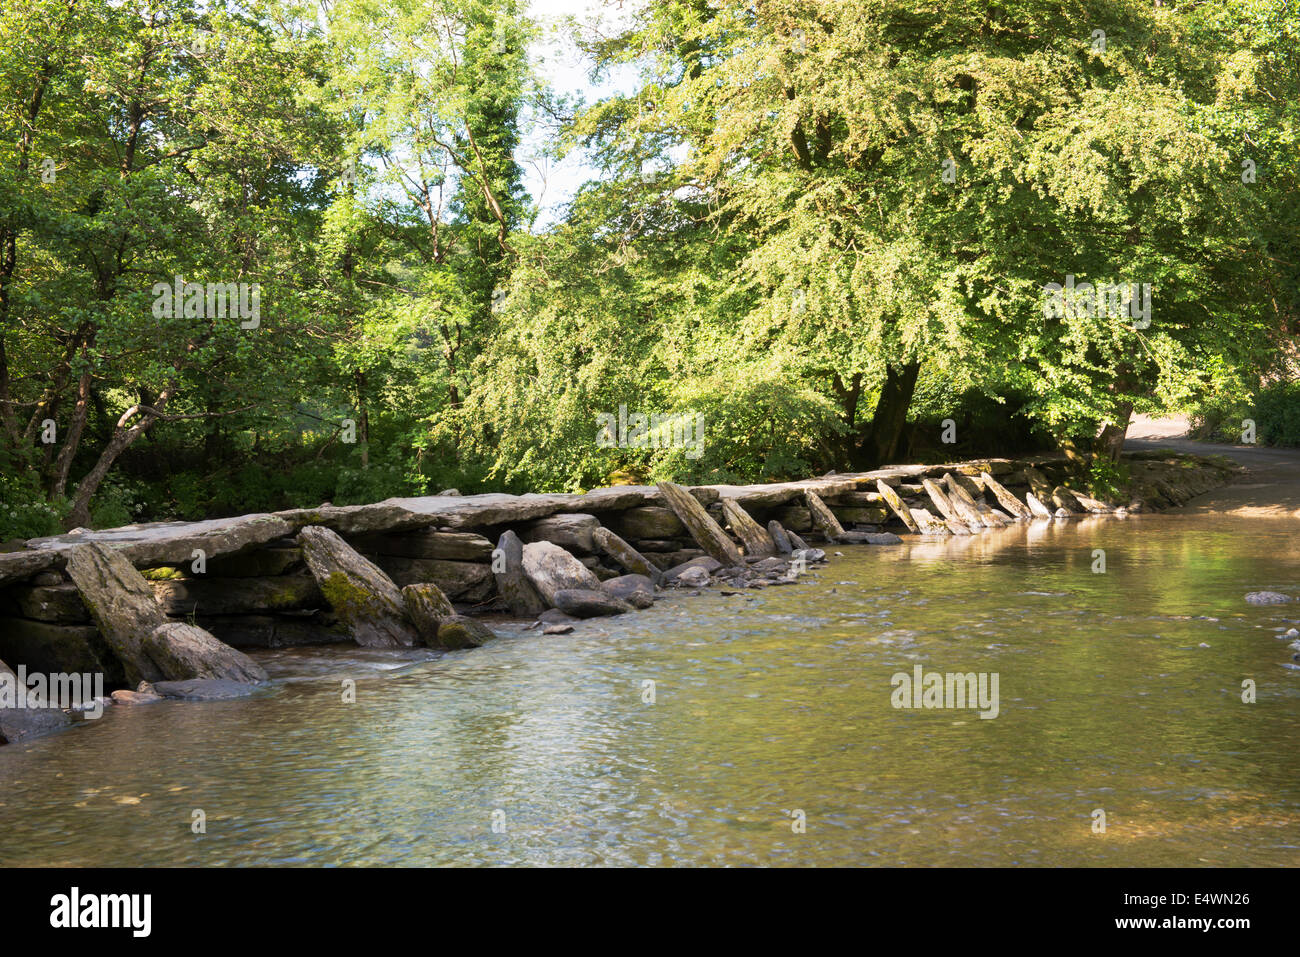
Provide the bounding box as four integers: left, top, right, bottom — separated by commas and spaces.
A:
1190, 378, 1300, 447
1254, 381, 1300, 446
87, 476, 149, 530
0, 471, 66, 539
1085, 458, 1132, 503
0, 0, 1295, 530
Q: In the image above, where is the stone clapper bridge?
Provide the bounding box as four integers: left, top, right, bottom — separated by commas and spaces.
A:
0, 450, 1238, 718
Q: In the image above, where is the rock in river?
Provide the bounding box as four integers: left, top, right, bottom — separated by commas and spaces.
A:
64, 542, 169, 685
535, 608, 578, 627
1245, 591, 1291, 605
493, 530, 547, 618
672, 566, 711, 589
434, 615, 495, 650
401, 582, 456, 646
521, 541, 600, 606
592, 527, 662, 584
662, 556, 722, 585
552, 588, 634, 618
153, 678, 261, 700
143, 622, 268, 683
0, 657, 74, 744
766, 520, 794, 555
298, 525, 420, 648
600, 574, 655, 609
111, 689, 163, 705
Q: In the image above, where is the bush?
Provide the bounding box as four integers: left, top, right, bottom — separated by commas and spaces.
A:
1085, 457, 1131, 502
1190, 381, 1300, 447
88, 476, 150, 529
1188, 394, 1253, 444
1255, 381, 1300, 447
0, 472, 67, 540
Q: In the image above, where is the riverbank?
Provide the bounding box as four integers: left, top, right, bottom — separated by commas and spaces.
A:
0, 447, 1245, 745
1125, 414, 1300, 517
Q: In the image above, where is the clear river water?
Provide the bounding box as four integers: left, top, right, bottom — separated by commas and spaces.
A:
2, 510, 1298, 866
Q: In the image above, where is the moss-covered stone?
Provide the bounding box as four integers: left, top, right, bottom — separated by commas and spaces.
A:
298, 526, 419, 648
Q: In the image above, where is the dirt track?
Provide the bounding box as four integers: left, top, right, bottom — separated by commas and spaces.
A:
1124, 414, 1300, 517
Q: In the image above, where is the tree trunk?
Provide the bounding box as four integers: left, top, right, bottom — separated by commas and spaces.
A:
1096, 401, 1134, 463
858, 361, 920, 468
355, 370, 369, 469
50, 367, 91, 498
830, 371, 862, 468
65, 388, 174, 529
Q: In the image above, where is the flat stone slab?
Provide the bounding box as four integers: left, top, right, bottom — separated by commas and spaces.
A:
347, 530, 493, 561
0, 550, 61, 587
564, 486, 660, 511
379, 493, 573, 530
152, 571, 321, 616
274, 502, 432, 535
27, 514, 294, 567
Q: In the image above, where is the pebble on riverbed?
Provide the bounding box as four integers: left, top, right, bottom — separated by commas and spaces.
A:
1245, 591, 1292, 605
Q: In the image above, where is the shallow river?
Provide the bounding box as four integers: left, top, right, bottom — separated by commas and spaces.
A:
2, 512, 1299, 866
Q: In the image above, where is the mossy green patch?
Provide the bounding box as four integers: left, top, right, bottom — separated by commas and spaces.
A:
140, 566, 184, 581
320, 571, 383, 617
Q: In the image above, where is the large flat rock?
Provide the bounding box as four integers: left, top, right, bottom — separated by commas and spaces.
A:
573, 486, 658, 510
346, 530, 493, 561
152, 571, 322, 616
27, 514, 294, 567
379, 493, 572, 529
274, 502, 431, 535
0, 550, 60, 587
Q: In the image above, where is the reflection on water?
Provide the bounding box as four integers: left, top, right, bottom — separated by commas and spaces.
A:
2, 513, 1299, 866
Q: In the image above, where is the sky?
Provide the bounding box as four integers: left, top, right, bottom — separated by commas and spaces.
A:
521, 0, 644, 229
